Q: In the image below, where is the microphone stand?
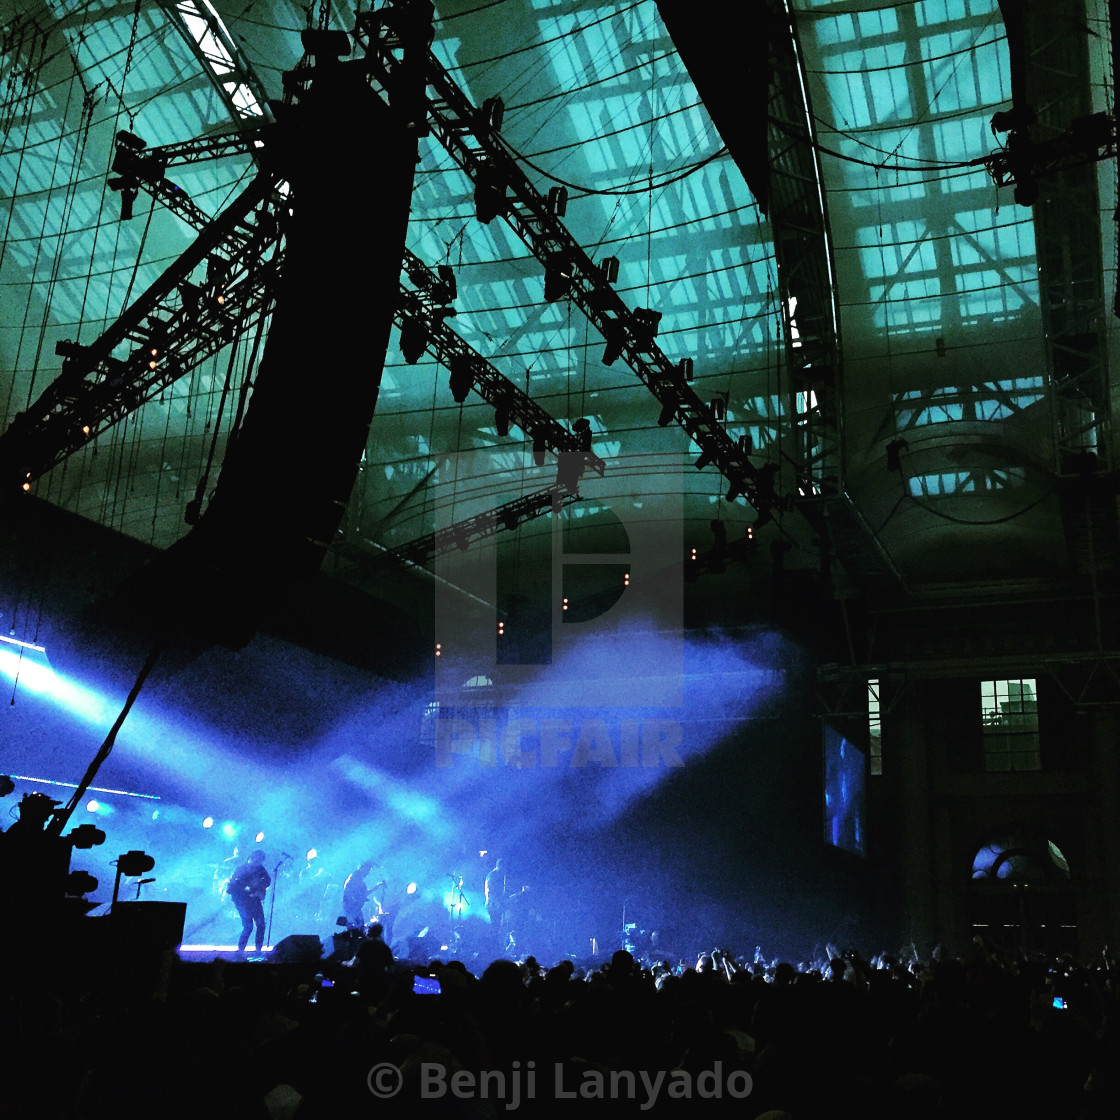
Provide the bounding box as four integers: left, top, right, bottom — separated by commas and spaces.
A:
448, 873, 468, 949
266, 854, 291, 950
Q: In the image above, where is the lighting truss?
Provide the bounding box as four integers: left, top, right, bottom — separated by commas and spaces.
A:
354, 0, 779, 516
0, 172, 285, 488
0, 109, 605, 494
342, 485, 583, 574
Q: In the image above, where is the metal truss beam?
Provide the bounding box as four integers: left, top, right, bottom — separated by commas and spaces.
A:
1, 104, 605, 495
399, 250, 605, 474
345, 485, 582, 573
0, 172, 283, 488
355, 0, 779, 515
158, 0, 272, 126
118, 128, 603, 470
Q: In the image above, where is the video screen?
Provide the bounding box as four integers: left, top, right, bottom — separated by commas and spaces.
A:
823, 724, 865, 857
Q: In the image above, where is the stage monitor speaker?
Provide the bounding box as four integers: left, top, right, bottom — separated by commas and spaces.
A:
112, 901, 187, 950
271, 934, 323, 963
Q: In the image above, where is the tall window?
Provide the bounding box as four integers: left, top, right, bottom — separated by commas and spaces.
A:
981, 678, 1039, 771
868, 677, 882, 776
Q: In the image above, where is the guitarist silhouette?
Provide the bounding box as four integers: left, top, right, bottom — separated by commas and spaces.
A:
228, 849, 271, 952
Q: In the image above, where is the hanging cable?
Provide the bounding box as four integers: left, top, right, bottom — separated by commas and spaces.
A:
191, 321, 258, 521
906, 481, 1058, 526
12, 30, 61, 414
498, 132, 728, 199
117, 187, 156, 312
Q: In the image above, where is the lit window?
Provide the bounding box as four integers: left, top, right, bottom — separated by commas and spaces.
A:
868, 677, 882, 776
981, 678, 1039, 771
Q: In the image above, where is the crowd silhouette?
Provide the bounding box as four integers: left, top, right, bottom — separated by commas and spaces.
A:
2, 781, 1118, 1118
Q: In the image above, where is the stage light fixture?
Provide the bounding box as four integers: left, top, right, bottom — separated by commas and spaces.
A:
69, 823, 106, 849
657, 396, 676, 427
55, 339, 85, 362
115, 129, 148, 152
547, 185, 567, 216
532, 430, 546, 467
256, 831, 265, 843
600, 256, 620, 284
544, 254, 573, 302
179, 281, 201, 319
400, 318, 429, 364
449, 356, 473, 403
678, 357, 694, 381
602, 319, 626, 365
556, 451, 582, 494
67, 870, 98, 896
434, 263, 457, 303
117, 850, 155, 877
632, 308, 661, 350
407, 881, 417, 895
475, 162, 506, 224
86, 800, 99, 813
495, 401, 511, 438
482, 95, 505, 132
107, 179, 138, 221
202, 816, 214, 828
695, 451, 714, 471
435, 642, 442, 657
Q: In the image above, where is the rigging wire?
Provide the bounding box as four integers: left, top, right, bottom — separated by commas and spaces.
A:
118, 188, 157, 312
803, 31, 1006, 76
905, 479, 1058, 526
497, 132, 728, 199
9, 29, 56, 415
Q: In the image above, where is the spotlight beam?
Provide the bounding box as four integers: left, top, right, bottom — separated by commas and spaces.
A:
11, 775, 161, 801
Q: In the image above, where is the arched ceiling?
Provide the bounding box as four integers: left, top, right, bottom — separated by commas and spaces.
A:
0, 0, 1116, 632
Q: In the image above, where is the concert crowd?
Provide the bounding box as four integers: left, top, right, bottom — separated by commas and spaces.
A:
2, 789, 1118, 1118
3, 924, 1119, 1120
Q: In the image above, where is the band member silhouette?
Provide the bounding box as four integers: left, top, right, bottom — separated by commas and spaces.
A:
228, 849, 270, 952
342, 859, 376, 929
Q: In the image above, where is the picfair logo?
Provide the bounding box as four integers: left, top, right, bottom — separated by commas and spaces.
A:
433, 452, 683, 708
